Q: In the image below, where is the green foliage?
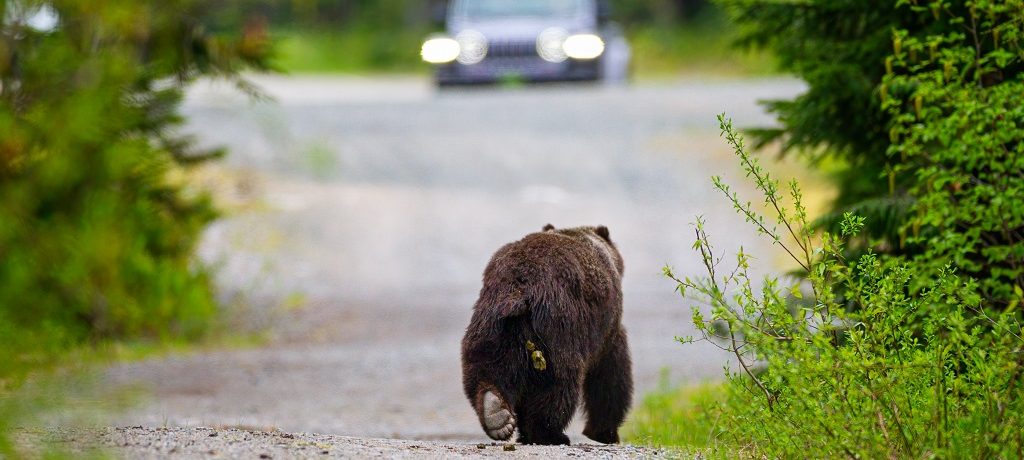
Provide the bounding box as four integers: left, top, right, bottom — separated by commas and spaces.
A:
882, 0, 1024, 307
658, 2, 1024, 456
722, 0, 1023, 306
0, 0, 268, 387
664, 114, 1023, 457
718, 0, 919, 257
1, 1, 267, 455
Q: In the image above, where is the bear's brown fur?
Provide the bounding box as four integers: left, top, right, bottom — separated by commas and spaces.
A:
461, 224, 632, 445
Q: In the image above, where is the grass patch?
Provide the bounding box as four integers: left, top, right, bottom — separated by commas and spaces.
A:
627, 11, 776, 78
623, 376, 725, 451
628, 27, 776, 78
271, 27, 431, 74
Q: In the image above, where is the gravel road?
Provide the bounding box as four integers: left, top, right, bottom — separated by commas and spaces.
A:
93, 75, 805, 457
22, 427, 668, 459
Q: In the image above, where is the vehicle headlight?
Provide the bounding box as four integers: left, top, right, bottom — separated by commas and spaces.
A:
421, 37, 460, 64
456, 30, 488, 65
537, 28, 569, 63
563, 34, 605, 59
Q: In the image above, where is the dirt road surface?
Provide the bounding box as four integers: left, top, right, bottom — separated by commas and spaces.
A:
22, 427, 668, 459
93, 75, 804, 457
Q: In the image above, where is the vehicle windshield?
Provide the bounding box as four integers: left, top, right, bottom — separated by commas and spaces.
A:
454, 0, 583, 20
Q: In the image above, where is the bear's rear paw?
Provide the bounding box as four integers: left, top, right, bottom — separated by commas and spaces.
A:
519, 431, 571, 446
483, 391, 516, 440
582, 427, 620, 444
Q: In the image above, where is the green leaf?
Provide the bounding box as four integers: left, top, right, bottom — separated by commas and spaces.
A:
789, 284, 803, 299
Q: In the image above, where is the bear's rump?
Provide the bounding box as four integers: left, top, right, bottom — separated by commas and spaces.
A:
472, 234, 620, 373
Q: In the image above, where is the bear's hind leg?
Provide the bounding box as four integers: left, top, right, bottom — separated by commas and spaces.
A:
465, 370, 520, 441
464, 314, 538, 441
582, 328, 633, 444
464, 346, 523, 441
515, 378, 579, 445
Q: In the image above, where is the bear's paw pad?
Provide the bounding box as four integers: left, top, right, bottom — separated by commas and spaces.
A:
483, 391, 516, 440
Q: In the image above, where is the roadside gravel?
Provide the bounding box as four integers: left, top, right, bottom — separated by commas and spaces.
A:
23, 427, 671, 459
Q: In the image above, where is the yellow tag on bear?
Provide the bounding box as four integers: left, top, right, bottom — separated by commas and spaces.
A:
525, 340, 547, 371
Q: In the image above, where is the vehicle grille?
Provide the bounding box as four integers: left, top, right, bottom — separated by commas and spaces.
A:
487, 40, 536, 58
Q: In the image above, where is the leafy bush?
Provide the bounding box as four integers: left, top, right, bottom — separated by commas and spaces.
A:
721, 0, 1023, 303
882, 0, 1024, 307
660, 2, 1023, 456
0, 0, 268, 387
665, 114, 1023, 457
716, 0, 921, 266
719, 0, 903, 175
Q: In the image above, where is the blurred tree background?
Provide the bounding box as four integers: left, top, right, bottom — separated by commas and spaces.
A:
1, 1, 267, 452
240, 0, 772, 76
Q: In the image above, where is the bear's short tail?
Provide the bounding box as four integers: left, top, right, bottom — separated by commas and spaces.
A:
494, 290, 531, 319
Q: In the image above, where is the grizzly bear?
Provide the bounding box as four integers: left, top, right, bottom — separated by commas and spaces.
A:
461, 224, 632, 445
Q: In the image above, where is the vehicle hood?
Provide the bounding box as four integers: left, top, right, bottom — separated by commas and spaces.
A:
448, 16, 596, 40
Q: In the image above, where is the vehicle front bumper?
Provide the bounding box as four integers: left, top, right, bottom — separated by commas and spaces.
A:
435, 57, 600, 85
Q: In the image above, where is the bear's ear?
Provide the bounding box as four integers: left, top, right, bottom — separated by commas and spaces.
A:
542, 223, 555, 231
595, 225, 611, 242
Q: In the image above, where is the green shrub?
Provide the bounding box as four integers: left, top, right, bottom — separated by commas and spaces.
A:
666, 113, 1023, 457
716, 0, 924, 271
723, 0, 1024, 307
0, 1, 268, 386
721, 0, 1023, 307
719, 0, 952, 261
659, 2, 1023, 456
1, 2, 267, 454
882, 0, 1024, 308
